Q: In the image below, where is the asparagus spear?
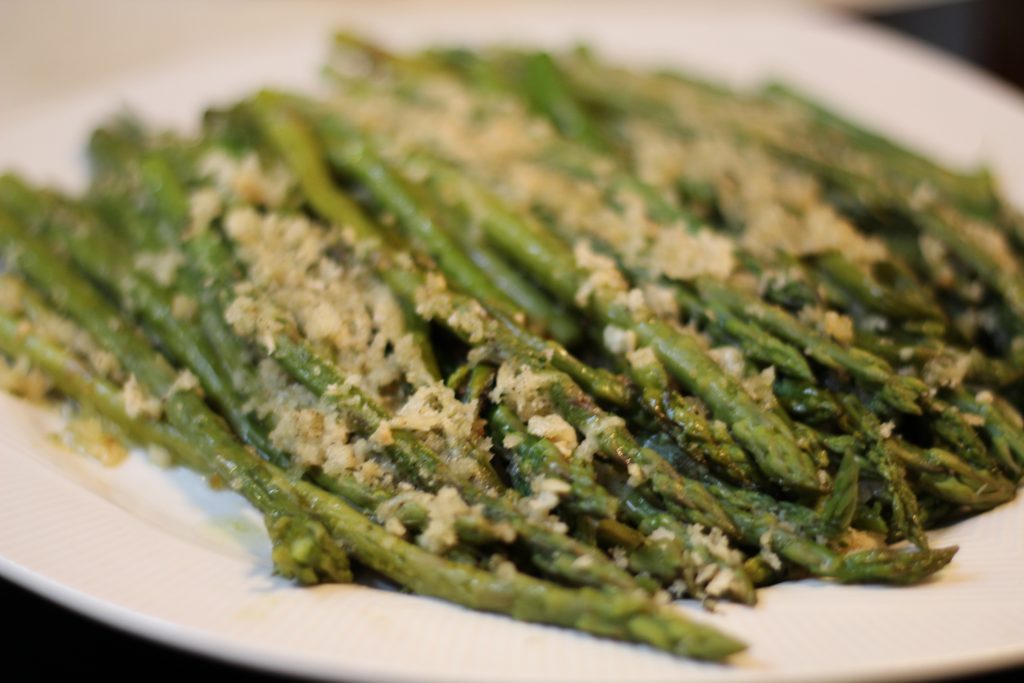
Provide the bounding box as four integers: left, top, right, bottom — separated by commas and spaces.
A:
487, 402, 753, 599
4, 33, 1013, 659
307, 116, 820, 494
695, 278, 928, 416
0, 293, 354, 586
951, 390, 1024, 479
656, 435, 956, 584
410, 43, 949, 393
495, 46, 1015, 395
837, 395, 927, 548
161, 220, 646, 586
248, 96, 632, 409
0, 259, 742, 660
0, 193, 640, 594
489, 402, 618, 520
626, 349, 760, 487
266, 45, 1015, 577
758, 81, 997, 217
0, 211, 355, 585
317, 45, 983, 498
4, 175, 559, 564
249, 99, 741, 533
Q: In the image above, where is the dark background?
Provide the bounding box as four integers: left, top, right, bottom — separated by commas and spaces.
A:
5, 0, 1023, 680
866, 0, 1024, 90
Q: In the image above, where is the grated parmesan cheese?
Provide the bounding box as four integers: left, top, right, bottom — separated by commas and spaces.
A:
0, 356, 51, 401
573, 241, 629, 306
708, 346, 746, 378
134, 249, 185, 287
626, 346, 658, 369
166, 369, 200, 397
122, 374, 162, 419
923, 351, 971, 389
170, 294, 198, 321
62, 414, 128, 467
526, 414, 578, 458
389, 384, 480, 455
417, 486, 471, 553
822, 311, 854, 345
758, 530, 783, 571
201, 150, 293, 207
223, 207, 434, 399
187, 187, 222, 236
742, 366, 777, 410
490, 362, 555, 421
647, 225, 735, 281
641, 283, 679, 318
602, 325, 637, 355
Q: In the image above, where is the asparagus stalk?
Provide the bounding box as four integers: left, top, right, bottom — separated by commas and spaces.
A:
0, 214, 355, 585
488, 402, 618, 520
2, 174, 526, 555
249, 99, 741, 532
0, 257, 742, 660
5, 33, 1015, 659
410, 44, 948, 401
249, 96, 632, 409
308, 119, 821, 494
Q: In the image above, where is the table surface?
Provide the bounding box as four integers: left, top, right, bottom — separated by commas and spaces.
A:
2, 0, 1021, 680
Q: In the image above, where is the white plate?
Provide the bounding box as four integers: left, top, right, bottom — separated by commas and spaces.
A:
2, 4, 1024, 682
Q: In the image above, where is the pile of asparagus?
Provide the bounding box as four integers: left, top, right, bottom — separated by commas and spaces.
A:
1, 34, 1022, 661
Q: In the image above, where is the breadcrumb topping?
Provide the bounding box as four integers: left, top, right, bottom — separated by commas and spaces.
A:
490, 362, 556, 421
526, 414, 578, 458
122, 374, 162, 419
